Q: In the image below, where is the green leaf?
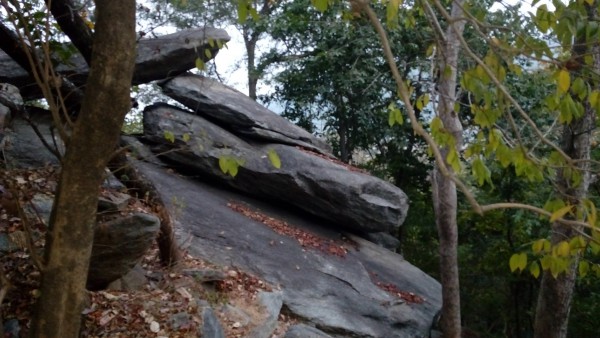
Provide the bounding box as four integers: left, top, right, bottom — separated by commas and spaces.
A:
590, 241, 600, 255
425, 44, 435, 57
589, 90, 600, 114
218, 156, 241, 177
557, 69, 570, 94
556, 241, 570, 257
267, 149, 281, 169
532, 238, 548, 254
579, 260, 590, 277
446, 149, 461, 173
195, 57, 205, 71
530, 261, 540, 278
218, 156, 228, 174
388, 102, 403, 126
182, 133, 191, 142
204, 48, 212, 59
386, 0, 400, 27
550, 205, 572, 222
571, 77, 587, 99
416, 94, 429, 110
164, 131, 175, 143
541, 255, 552, 270
311, 0, 328, 12
550, 257, 561, 278
509, 253, 527, 272
472, 157, 491, 186
237, 0, 248, 23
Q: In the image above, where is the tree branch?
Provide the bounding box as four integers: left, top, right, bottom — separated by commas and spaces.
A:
45, 0, 94, 64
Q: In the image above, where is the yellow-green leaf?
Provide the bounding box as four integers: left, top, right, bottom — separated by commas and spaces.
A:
509, 253, 527, 272
218, 156, 228, 174
579, 260, 590, 277
267, 149, 281, 169
182, 133, 191, 142
550, 205, 572, 222
532, 238, 548, 254
541, 255, 552, 270
195, 58, 205, 71
237, 0, 248, 23
204, 48, 212, 59
557, 241, 570, 257
530, 261, 540, 278
311, 0, 328, 12
557, 69, 570, 94
425, 44, 435, 57
164, 131, 175, 143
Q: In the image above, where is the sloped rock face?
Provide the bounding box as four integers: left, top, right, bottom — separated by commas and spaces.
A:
141, 103, 408, 234
161, 74, 331, 154
131, 159, 441, 338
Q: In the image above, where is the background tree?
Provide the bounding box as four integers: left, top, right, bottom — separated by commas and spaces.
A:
152, 0, 280, 100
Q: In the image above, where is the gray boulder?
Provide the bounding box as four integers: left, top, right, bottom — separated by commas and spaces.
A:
0, 28, 230, 100
249, 291, 283, 338
141, 103, 408, 234
161, 74, 331, 154
3, 114, 64, 168
87, 213, 160, 290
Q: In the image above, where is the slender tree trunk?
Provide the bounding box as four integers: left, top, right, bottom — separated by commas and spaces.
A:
244, 29, 259, 101
431, 1, 466, 337
29, 1, 136, 337
534, 6, 598, 333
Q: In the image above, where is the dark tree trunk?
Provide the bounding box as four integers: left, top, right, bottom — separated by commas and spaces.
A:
29, 1, 136, 337
533, 5, 598, 337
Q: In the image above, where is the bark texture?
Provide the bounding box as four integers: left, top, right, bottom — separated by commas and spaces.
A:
29, 1, 136, 337
431, 1, 466, 337
533, 5, 598, 336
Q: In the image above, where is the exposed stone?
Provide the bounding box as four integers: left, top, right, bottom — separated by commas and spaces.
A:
249, 291, 283, 338
141, 103, 408, 234
0, 28, 230, 100
3, 114, 63, 169
0, 233, 18, 254
201, 306, 225, 338
169, 312, 193, 331
364, 232, 401, 252
106, 264, 147, 291
2, 318, 20, 338
87, 213, 160, 290
181, 269, 227, 283
97, 190, 132, 213
161, 74, 331, 154
23, 193, 54, 226
284, 324, 333, 338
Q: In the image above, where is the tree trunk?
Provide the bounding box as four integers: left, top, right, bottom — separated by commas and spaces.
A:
534, 6, 598, 333
29, 1, 136, 337
244, 29, 259, 101
431, 1, 466, 337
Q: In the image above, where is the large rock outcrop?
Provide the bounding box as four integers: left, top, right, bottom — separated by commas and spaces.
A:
0, 28, 230, 100
140, 103, 409, 234
131, 158, 441, 338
